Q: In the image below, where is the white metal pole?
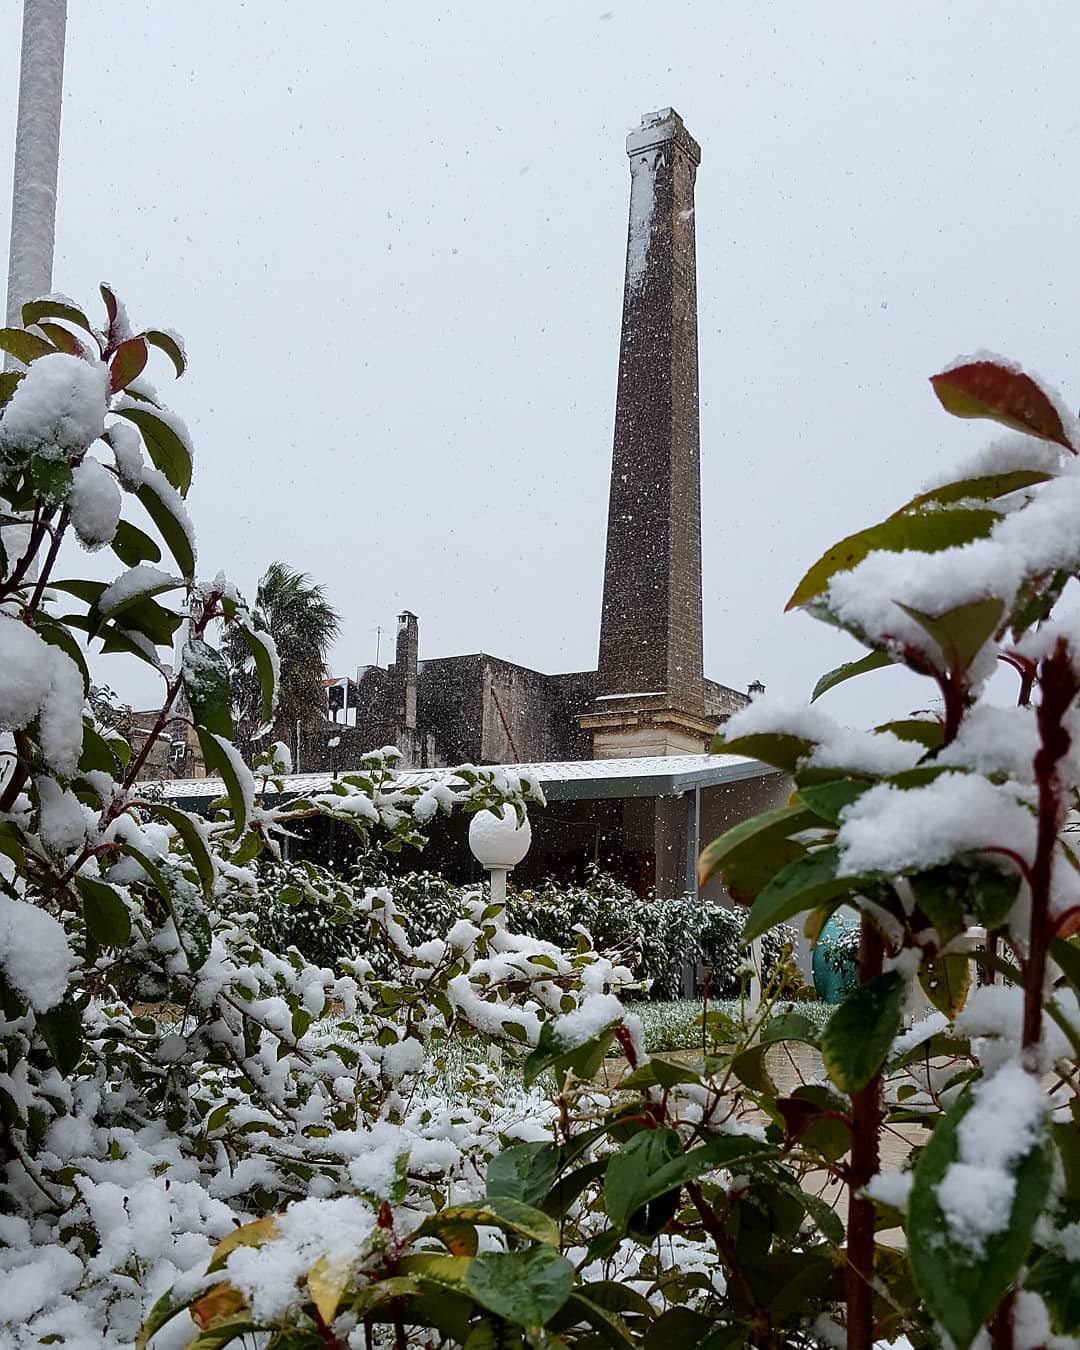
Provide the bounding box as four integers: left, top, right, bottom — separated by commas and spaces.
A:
488, 867, 508, 908
5, 0, 68, 330
749, 935, 763, 1012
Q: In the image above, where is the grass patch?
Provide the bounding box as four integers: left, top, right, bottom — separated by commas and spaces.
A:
638, 998, 832, 1052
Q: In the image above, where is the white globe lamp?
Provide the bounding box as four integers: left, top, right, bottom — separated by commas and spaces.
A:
468, 806, 532, 904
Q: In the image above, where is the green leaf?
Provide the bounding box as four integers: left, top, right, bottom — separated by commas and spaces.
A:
95, 575, 183, 626
136, 476, 194, 577
76, 876, 132, 947
894, 597, 1005, 677
182, 640, 233, 739
1027, 1248, 1080, 1335
145, 802, 216, 895
22, 298, 93, 333
461, 1318, 521, 1350
486, 1142, 560, 1208
36, 617, 90, 693
874, 718, 944, 750
919, 952, 971, 1016
0, 327, 54, 364
113, 843, 211, 972
907, 1079, 1052, 1349
786, 507, 1000, 611
522, 1016, 618, 1090
820, 971, 905, 1093
30, 455, 72, 505
758, 1010, 821, 1048
896, 468, 1053, 514
604, 1128, 682, 1230
1011, 567, 1071, 638
111, 520, 162, 566
729, 1043, 775, 1094
234, 622, 278, 733
710, 730, 814, 773
0, 370, 23, 405
196, 731, 251, 839
930, 360, 1074, 449
697, 803, 817, 897
79, 721, 120, 775
36, 999, 82, 1075
418, 1198, 559, 1248
542, 1158, 606, 1221
1051, 936, 1080, 993
136, 1286, 191, 1350
118, 407, 192, 495
810, 649, 893, 702
604, 1128, 771, 1235
797, 779, 870, 826
465, 1248, 574, 1328
770, 1173, 845, 1247
144, 329, 186, 377
51, 578, 107, 606
574, 1281, 654, 1321
100, 595, 183, 650
172, 884, 213, 971
742, 847, 866, 944
643, 1307, 713, 1350
558, 1293, 639, 1349
109, 337, 148, 393
184, 1318, 260, 1350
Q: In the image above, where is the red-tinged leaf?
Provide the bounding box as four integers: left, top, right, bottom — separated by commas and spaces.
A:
1055, 908, 1080, 940
930, 361, 1074, 451
36, 322, 82, 355
776, 1096, 851, 1149
190, 1283, 245, 1330
109, 337, 148, 393
100, 283, 118, 328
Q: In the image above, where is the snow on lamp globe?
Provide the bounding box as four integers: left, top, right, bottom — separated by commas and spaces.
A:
468, 805, 531, 905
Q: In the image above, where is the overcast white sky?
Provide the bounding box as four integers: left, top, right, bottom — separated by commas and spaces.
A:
2, 2, 1079, 726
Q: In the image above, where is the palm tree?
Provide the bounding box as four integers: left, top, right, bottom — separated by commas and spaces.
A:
226, 562, 341, 768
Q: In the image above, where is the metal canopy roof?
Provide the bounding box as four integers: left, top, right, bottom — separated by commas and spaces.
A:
159, 753, 776, 809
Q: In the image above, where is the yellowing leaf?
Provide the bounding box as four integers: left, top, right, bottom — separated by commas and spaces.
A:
190, 1283, 245, 1330
207, 1215, 278, 1273
307, 1255, 352, 1324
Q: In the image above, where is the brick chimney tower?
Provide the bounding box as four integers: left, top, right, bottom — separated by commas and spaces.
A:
582, 109, 714, 759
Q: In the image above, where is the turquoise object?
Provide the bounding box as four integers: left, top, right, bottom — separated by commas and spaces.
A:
813, 913, 859, 1004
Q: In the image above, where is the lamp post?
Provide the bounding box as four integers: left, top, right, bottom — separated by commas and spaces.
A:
468, 806, 532, 906
6, 0, 68, 329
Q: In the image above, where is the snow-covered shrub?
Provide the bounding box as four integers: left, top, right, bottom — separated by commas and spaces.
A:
178, 356, 1079, 1350
246, 864, 794, 1000
510, 869, 793, 998
0, 294, 634, 1348
5, 301, 1076, 1350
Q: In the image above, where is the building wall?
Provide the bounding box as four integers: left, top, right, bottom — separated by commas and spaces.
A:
697, 772, 790, 906
416, 655, 486, 765
704, 678, 750, 724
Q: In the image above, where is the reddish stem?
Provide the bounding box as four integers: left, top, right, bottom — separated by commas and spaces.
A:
1023, 640, 1078, 1050
845, 915, 884, 1350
